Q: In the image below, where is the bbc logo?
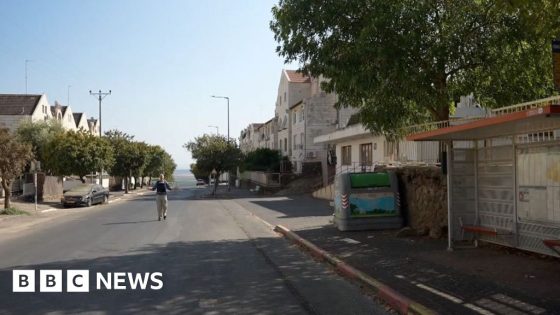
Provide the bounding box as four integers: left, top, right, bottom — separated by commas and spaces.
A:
13, 270, 163, 292
13, 270, 89, 293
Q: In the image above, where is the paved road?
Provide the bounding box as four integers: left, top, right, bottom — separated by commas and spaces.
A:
0, 188, 387, 315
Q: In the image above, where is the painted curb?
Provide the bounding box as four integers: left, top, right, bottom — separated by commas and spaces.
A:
274, 224, 436, 315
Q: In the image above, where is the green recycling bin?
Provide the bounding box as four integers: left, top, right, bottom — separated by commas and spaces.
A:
334, 171, 403, 231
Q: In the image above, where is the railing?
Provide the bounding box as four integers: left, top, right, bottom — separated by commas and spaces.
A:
490, 95, 560, 116
403, 96, 560, 135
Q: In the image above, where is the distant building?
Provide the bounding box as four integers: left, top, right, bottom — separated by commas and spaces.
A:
51, 101, 77, 131
239, 123, 263, 153
0, 94, 52, 132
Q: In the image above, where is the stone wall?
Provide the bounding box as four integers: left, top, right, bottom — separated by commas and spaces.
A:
393, 166, 448, 238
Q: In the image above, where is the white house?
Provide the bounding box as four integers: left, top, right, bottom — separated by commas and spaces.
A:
73, 112, 89, 131
275, 70, 312, 157
314, 109, 440, 172
0, 94, 52, 131
257, 117, 277, 150
239, 123, 263, 153
288, 76, 339, 173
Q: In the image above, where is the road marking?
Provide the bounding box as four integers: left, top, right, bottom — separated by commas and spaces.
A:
400, 276, 503, 315
415, 283, 463, 304
464, 303, 495, 315
491, 294, 546, 314
340, 238, 361, 244
40, 208, 58, 213
108, 198, 122, 204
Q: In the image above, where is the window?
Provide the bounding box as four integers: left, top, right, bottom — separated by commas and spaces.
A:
292, 112, 296, 125
300, 133, 304, 148
341, 145, 352, 165
284, 138, 287, 152
284, 92, 286, 103
360, 143, 373, 166
293, 135, 297, 149
300, 110, 304, 122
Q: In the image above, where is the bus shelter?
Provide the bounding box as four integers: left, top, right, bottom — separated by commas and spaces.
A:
408, 103, 560, 257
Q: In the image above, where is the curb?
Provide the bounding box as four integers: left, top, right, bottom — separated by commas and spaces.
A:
274, 224, 436, 315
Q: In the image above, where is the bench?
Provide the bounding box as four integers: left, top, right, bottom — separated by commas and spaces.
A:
543, 240, 560, 256
459, 217, 512, 247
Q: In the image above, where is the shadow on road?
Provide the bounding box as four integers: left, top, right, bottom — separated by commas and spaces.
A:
0, 238, 316, 314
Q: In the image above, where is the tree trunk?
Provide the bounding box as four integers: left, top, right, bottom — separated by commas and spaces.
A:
124, 177, 129, 194
1, 179, 11, 209
212, 172, 219, 196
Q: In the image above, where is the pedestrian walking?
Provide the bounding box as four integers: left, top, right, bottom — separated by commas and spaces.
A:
152, 174, 172, 221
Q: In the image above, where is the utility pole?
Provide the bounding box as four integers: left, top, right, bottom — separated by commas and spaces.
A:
211, 95, 231, 191
89, 90, 111, 137
89, 89, 111, 187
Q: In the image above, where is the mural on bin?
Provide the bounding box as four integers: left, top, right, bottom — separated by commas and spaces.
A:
337, 191, 395, 217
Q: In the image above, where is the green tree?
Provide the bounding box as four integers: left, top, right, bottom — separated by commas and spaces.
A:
184, 135, 242, 195
105, 130, 135, 193
271, 0, 560, 135
42, 130, 114, 183
0, 129, 34, 209
16, 120, 64, 168
243, 148, 281, 172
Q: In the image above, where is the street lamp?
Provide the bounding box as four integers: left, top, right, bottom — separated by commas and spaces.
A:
211, 95, 229, 142
208, 125, 219, 135
211, 95, 230, 191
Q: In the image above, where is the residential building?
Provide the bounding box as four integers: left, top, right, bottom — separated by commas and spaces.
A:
51, 101, 77, 131
314, 108, 440, 172
239, 123, 263, 153
87, 117, 100, 135
73, 112, 89, 131
289, 76, 339, 173
275, 69, 312, 158
0, 94, 52, 132
257, 117, 277, 150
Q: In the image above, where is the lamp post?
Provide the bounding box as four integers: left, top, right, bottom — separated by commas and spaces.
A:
211, 95, 230, 191
208, 125, 219, 135
211, 95, 229, 142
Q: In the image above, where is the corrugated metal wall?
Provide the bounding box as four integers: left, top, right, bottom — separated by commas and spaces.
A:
476, 142, 516, 247
451, 136, 560, 257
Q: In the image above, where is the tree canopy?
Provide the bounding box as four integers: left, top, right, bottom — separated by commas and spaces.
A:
242, 148, 281, 172
16, 119, 64, 165
271, 0, 560, 135
42, 130, 114, 182
184, 135, 242, 194
0, 129, 34, 209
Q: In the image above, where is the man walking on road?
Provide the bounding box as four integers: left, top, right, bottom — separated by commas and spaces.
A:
152, 174, 172, 221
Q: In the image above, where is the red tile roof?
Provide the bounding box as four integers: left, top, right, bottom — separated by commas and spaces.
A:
285, 70, 310, 83
0, 94, 42, 115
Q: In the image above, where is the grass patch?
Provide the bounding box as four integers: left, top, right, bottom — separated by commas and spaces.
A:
0, 207, 30, 216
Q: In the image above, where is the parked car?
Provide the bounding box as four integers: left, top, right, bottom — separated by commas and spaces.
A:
61, 184, 109, 207
196, 179, 206, 186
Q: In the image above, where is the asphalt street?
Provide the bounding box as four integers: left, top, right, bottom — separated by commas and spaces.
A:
0, 188, 387, 315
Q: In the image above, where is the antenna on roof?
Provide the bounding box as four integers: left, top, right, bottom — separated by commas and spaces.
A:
25, 59, 33, 94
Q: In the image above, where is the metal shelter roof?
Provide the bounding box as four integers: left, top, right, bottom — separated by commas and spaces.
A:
407, 105, 560, 141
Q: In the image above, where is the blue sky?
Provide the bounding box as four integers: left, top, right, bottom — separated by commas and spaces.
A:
0, 0, 296, 168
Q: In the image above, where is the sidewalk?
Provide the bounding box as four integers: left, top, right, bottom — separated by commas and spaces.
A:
0, 188, 149, 224
229, 190, 560, 315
